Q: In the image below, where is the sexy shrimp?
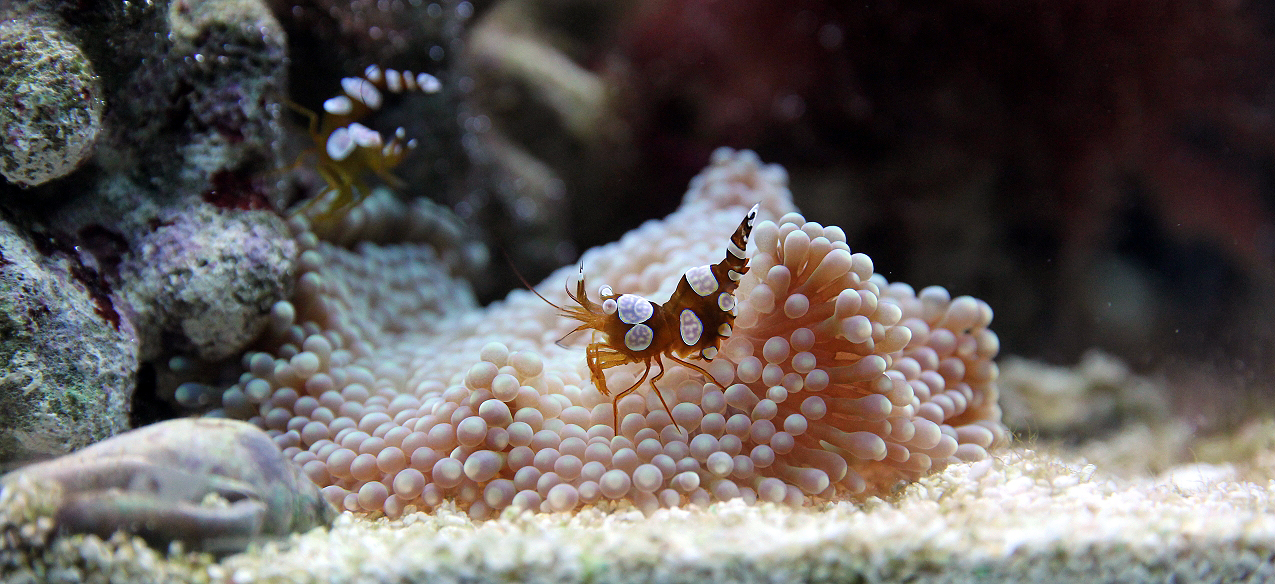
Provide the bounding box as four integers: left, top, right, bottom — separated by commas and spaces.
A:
545, 205, 759, 427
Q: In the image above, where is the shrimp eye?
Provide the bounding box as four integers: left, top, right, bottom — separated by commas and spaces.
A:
602, 298, 617, 314
599, 285, 613, 298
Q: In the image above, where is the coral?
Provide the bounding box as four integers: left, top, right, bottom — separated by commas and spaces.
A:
725, 218, 1003, 496
467, 0, 631, 150
221, 149, 1004, 516
0, 216, 134, 462
309, 187, 489, 281
0, 20, 103, 188
0, 418, 333, 552
116, 0, 289, 192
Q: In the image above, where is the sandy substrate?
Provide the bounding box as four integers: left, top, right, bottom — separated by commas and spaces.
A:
10, 443, 1275, 584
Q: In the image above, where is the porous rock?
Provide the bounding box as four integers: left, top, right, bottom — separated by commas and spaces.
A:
117, 204, 297, 362
0, 20, 104, 188
0, 217, 133, 462
0, 0, 298, 453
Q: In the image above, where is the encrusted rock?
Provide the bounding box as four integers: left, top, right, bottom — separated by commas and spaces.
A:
0, 0, 298, 449
0, 20, 103, 188
117, 204, 297, 362
0, 217, 134, 462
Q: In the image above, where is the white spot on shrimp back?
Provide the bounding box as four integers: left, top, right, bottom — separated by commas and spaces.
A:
679, 309, 703, 346
685, 265, 718, 297
617, 294, 654, 324
718, 293, 735, 312
702, 346, 718, 360
417, 73, 442, 93
384, 69, 403, 92
347, 123, 382, 148
625, 324, 654, 351
341, 77, 382, 109
326, 127, 356, 160
323, 96, 353, 115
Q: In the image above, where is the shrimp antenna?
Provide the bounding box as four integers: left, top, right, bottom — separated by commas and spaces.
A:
498, 247, 566, 312
499, 248, 585, 348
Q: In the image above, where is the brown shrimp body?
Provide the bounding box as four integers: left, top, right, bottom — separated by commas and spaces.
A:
556, 205, 760, 425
